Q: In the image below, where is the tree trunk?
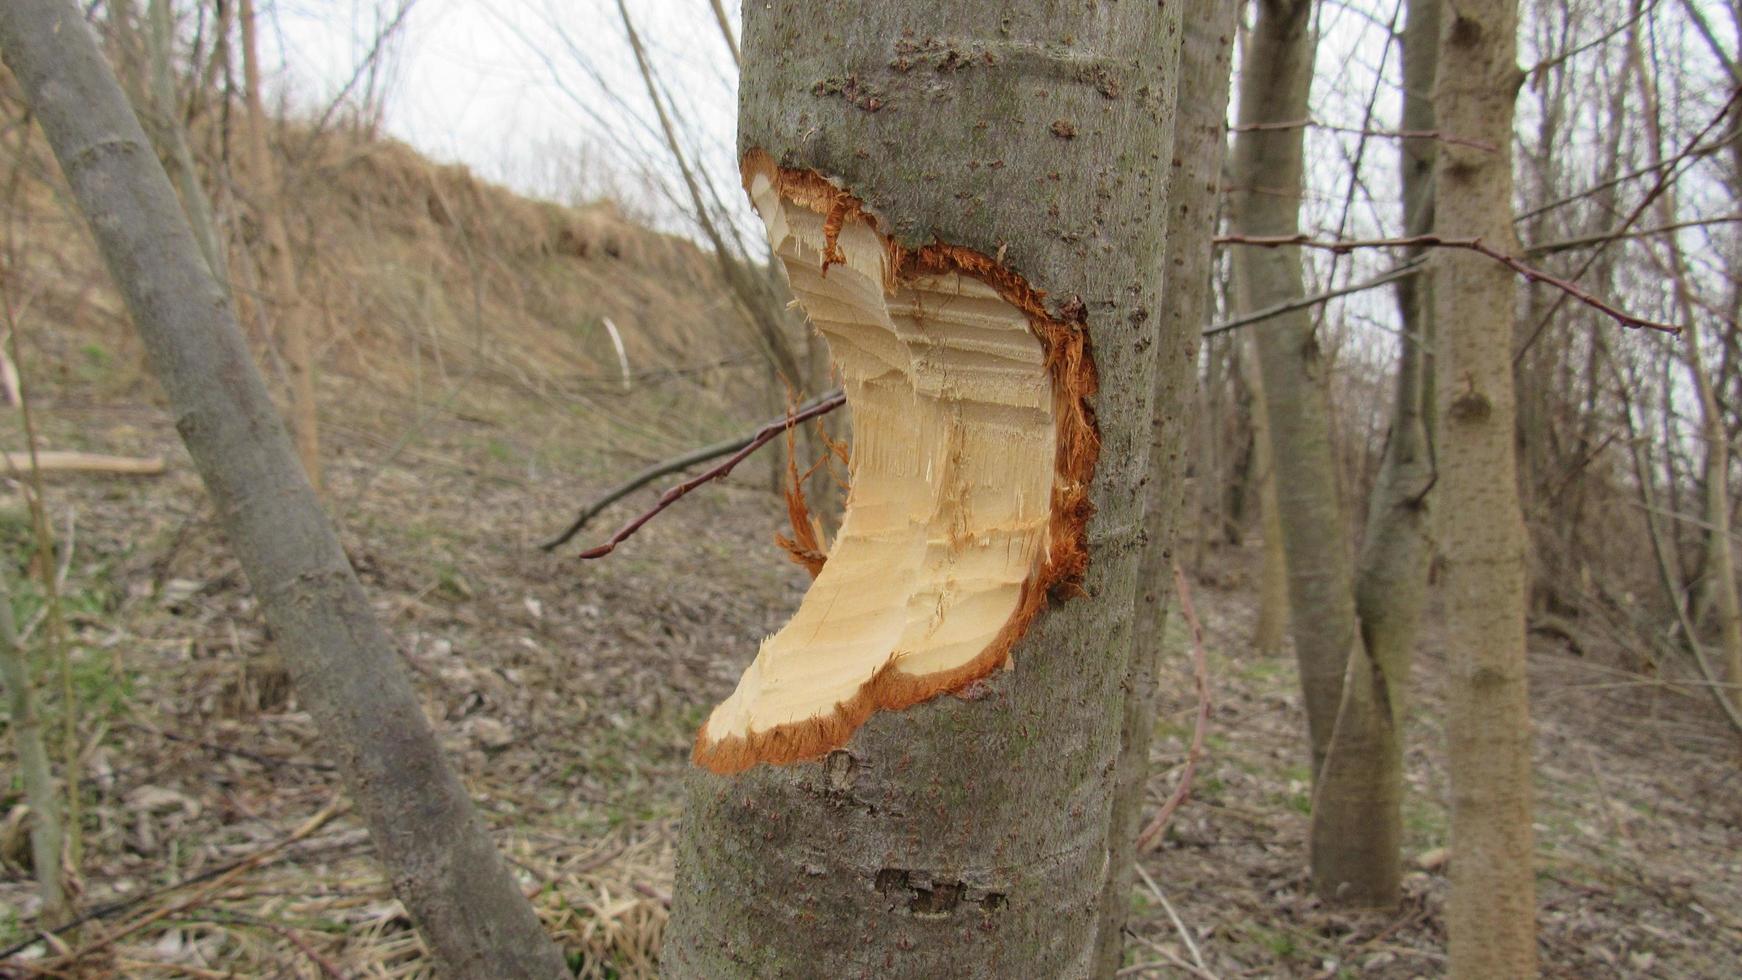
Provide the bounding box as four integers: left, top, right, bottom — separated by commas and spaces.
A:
0, 4, 567, 975
145, 0, 229, 287
238, 0, 321, 490
1319, 0, 1444, 912
1431, 0, 1540, 975
661, 3, 1183, 976
1244, 332, 1289, 658
1095, 5, 1238, 973
1231, 0, 1407, 906
1230, 0, 1350, 783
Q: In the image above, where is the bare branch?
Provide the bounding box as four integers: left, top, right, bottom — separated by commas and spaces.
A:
576, 392, 848, 560
1216, 233, 1680, 333
1231, 117, 1498, 152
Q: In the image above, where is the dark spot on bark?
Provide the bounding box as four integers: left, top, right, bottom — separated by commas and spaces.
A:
981, 893, 1007, 912
1444, 158, 1480, 184
812, 74, 885, 113
874, 868, 910, 895
1449, 14, 1483, 48
909, 881, 963, 917
1450, 392, 1492, 422
1130, 307, 1151, 324
1050, 119, 1078, 139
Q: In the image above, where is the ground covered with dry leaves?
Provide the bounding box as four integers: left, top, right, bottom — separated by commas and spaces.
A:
0, 377, 1738, 979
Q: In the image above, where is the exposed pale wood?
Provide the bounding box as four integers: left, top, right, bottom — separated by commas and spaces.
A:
695, 174, 1057, 770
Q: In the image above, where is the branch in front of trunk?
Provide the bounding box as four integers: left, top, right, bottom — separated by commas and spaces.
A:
1216, 233, 1681, 334
569, 392, 847, 560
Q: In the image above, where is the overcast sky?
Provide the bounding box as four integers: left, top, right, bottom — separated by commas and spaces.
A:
273, 0, 741, 222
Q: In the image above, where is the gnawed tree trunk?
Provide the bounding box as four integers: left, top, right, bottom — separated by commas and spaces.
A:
0, 3, 567, 975
238, 0, 321, 490
662, 3, 1183, 976
1431, 0, 1540, 975
1096, 5, 1238, 973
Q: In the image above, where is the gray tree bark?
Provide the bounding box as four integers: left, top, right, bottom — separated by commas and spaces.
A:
1232, 0, 1441, 908
1230, 0, 1352, 786
1430, 0, 1540, 974
0, 3, 567, 975
1095, 6, 1238, 974
661, 3, 1184, 976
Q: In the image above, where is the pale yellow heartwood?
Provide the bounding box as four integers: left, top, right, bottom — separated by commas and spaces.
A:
700, 174, 1057, 745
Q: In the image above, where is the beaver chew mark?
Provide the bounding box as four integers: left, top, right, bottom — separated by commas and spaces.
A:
692, 154, 1092, 776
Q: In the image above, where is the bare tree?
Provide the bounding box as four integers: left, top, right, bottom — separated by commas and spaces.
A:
660, 1, 1186, 974
1431, 0, 1540, 972
0, 2, 567, 973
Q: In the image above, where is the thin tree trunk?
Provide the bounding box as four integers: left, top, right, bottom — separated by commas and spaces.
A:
1232, 0, 1406, 906
1431, 0, 1539, 974
1318, 0, 1445, 912
0, 568, 69, 928
145, 0, 228, 287
1244, 333, 1289, 658
238, 0, 321, 489
662, 3, 1183, 976
1627, 21, 1742, 706
1095, 6, 1238, 973
1230, 0, 1351, 783
0, 4, 567, 974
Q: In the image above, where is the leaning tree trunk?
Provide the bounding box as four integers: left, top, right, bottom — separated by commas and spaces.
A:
1095, 5, 1239, 973
1431, 0, 1540, 975
661, 3, 1184, 977
1230, 0, 1405, 906
0, 3, 567, 975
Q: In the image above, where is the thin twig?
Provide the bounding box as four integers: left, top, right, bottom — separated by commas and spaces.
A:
1134, 862, 1209, 975
0, 800, 348, 963
544, 388, 843, 551
1215, 233, 1680, 334
575, 392, 847, 561
1201, 260, 1423, 338
1514, 85, 1742, 359
1127, 927, 1221, 980
1137, 566, 1212, 852
1230, 118, 1497, 152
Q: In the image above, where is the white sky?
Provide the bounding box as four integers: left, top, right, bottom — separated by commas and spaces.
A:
272, 0, 742, 225
262, 0, 1738, 363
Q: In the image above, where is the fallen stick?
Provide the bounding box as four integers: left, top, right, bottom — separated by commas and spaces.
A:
0, 451, 166, 476
542, 389, 845, 553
